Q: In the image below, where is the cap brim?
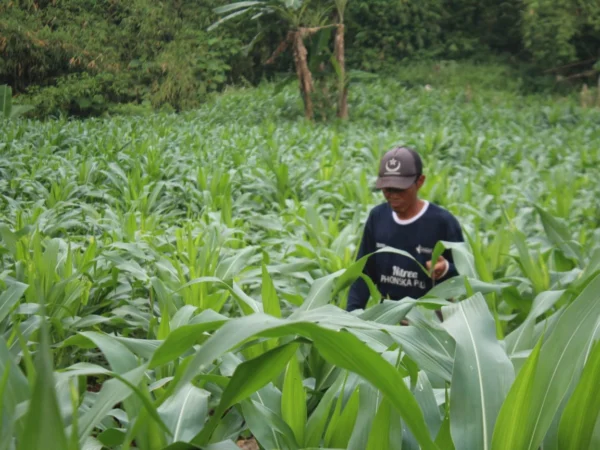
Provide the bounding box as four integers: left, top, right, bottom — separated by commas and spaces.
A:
375, 175, 417, 190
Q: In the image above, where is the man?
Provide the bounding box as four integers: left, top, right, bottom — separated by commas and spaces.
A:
346, 146, 464, 312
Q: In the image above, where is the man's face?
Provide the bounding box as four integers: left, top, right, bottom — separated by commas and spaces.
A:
382, 175, 425, 214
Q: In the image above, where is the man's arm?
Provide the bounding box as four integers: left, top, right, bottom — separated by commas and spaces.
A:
346, 213, 375, 312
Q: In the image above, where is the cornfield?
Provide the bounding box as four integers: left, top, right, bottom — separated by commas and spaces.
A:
1, 78, 600, 450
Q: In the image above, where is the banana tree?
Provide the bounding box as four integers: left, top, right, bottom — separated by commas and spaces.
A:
209, 0, 347, 120
0, 85, 34, 120
332, 0, 348, 118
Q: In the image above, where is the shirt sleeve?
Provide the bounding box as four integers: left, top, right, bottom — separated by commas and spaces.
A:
439, 213, 464, 281
346, 212, 376, 312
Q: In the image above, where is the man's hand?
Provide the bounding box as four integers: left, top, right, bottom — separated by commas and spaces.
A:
426, 256, 449, 280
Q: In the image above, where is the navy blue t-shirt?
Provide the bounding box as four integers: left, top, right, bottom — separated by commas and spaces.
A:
346, 201, 464, 311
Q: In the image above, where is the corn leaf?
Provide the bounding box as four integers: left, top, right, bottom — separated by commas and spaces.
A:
441, 293, 515, 450
534, 204, 582, 265
491, 335, 543, 450
262, 264, 281, 318
17, 319, 68, 450
282, 355, 306, 446
493, 272, 600, 450
192, 341, 301, 445
325, 386, 360, 448
0, 281, 28, 324
504, 290, 564, 357
173, 312, 437, 449
157, 383, 211, 444
365, 396, 394, 450
557, 339, 600, 450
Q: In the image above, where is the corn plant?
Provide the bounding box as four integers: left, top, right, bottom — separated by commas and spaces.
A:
1, 73, 600, 448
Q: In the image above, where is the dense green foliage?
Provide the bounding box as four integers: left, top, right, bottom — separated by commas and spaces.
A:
344, 0, 522, 68
1, 70, 600, 448
521, 0, 600, 67
1, 0, 599, 118
0, 0, 258, 117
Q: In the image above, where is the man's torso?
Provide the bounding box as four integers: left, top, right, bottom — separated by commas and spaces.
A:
368, 201, 452, 300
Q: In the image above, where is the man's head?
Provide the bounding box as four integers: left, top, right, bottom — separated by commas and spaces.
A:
375, 146, 425, 216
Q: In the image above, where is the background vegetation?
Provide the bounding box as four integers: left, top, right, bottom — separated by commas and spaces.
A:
1, 0, 599, 118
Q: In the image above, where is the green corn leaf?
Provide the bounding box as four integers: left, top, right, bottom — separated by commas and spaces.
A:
282, 355, 307, 446
310, 326, 437, 449
533, 204, 582, 265
77, 365, 148, 442
435, 411, 455, 450
295, 269, 345, 312
414, 371, 443, 440
177, 277, 262, 315
157, 305, 171, 340
557, 339, 600, 450
157, 382, 211, 444
465, 230, 494, 282
358, 299, 415, 324
215, 246, 257, 281
347, 381, 379, 450
385, 324, 455, 382
504, 290, 564, 357
510, 227, 548, 295
57, 364, 171, 443
491, 335, 543, 450
150, 317, 229, 368
172, 312, 437, 449
492, 272, 600, 450
82, 437, 104, 450
0, 225, 17, 257
241, 398, 298, 450
0, 281, 28, 324
325, 386, 360, 448
366, 396, 394, 450
0, 362, 12, 441
431, 240, 477, 279
427, 277, 508, 300
70, 331, 138, 373
441, 293, 515, 450
262, 264, 281, 318
18, 319, 68, 450
192, 341, 301, 445
306, 373, 345, 447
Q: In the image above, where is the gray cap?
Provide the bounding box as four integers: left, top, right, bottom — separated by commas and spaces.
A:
375, 147, 423, 190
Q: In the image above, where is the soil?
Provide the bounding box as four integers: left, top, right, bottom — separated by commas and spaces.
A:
236, 437, 259, 450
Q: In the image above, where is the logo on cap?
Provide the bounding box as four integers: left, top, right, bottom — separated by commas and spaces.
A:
384, 158, 401, 175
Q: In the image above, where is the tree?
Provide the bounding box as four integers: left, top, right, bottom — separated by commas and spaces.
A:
332, 0, 348, 119
209, 0, 349, 120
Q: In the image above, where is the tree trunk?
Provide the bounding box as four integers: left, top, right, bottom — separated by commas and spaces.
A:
266, 33, 292, 65
334, 24, 348, 119
292, 30, 314, 120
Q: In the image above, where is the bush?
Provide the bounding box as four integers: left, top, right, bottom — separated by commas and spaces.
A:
0, 0, 255, 117
522, 0, 600, 68
1, 0, 598, 118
